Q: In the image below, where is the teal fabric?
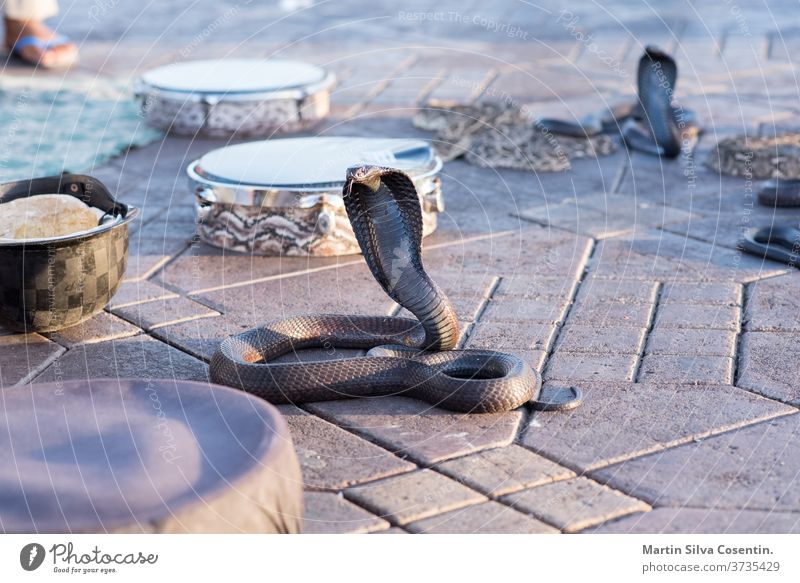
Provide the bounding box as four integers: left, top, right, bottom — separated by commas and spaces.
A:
0, 76, 162, 182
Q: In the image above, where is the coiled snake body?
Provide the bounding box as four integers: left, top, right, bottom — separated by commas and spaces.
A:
210, 166, 540, 413
539, 47, 699, 158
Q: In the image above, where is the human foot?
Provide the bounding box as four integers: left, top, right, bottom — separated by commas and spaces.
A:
4, 17, 77, 68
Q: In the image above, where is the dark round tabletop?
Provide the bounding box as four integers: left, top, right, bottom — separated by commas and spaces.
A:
0, 379, 302, 533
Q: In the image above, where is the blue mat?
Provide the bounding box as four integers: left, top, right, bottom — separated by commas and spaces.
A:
0, 75, 162, 182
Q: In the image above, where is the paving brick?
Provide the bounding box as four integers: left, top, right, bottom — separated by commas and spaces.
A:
130, 237, 190, 263
480, 297, 571, 324
345, 469, 486, 526
280, 406, 415, 490
0, 334, 64, 387
502, 477, 650, 533
645, 327, 737, 357
149, 315, 245, 361
494, 275, 578, 300
423, 237, 515, 276
567, 300, 655, 327
573, 279, 659, 305
33, 336, 208, 383
45, 312, 141, 347
520, 382, 792, 470
137, 192, 197, 225
425, 228, 593, 281
112, 296, 220, 331
435, 445, 575, 497
514, 232, 592, 280
331, 66, 391, 106
427, 68, 492, 102
738, 332, 800, 405
594, 414, 800, 511
123, 254, 174, 282
487, 67, 604, 101
661, 213, 753, 253
303, 492, 389, 534
430, 271, 498, 300
406, 501, 558, 534
514, 350, 548, 372
589, 229, 787, 282
517, 194, 696, 239
554, 325, 647, 354
106, 280, 178, 309
307, 396, 523, 465
744, 273, 800, 331
467, 321, 559, 352
135, 218, 196, 244
156, 245, 343, 294
637, 354, 734, 384
660, 281, 743, 306
587, 507, 800, 534
653, 303, 741, 331
371, 72, 440, 106
617, 134, 749, 197
544, 352, 638, 382
532, 147, 625, 201
198, 263, 390, 326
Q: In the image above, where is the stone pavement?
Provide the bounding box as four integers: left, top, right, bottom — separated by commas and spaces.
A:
2, 0, 800, 533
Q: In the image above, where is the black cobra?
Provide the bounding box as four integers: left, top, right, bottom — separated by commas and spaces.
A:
623, 46, 683, 158
539, 47, 697, 158
757, 178, 800, 208
210, 166, 541, 413
741, 225, 800, 268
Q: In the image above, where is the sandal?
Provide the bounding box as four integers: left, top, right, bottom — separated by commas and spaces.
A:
8, 34, 77, 68
741, 225, 800, 267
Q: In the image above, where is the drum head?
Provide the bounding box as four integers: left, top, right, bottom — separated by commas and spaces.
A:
140, 59, 328, 94
0, 379, 301, 533
192, 137, 440, 189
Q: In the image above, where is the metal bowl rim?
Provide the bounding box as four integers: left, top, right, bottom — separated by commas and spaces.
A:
0, 204, 138, 248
